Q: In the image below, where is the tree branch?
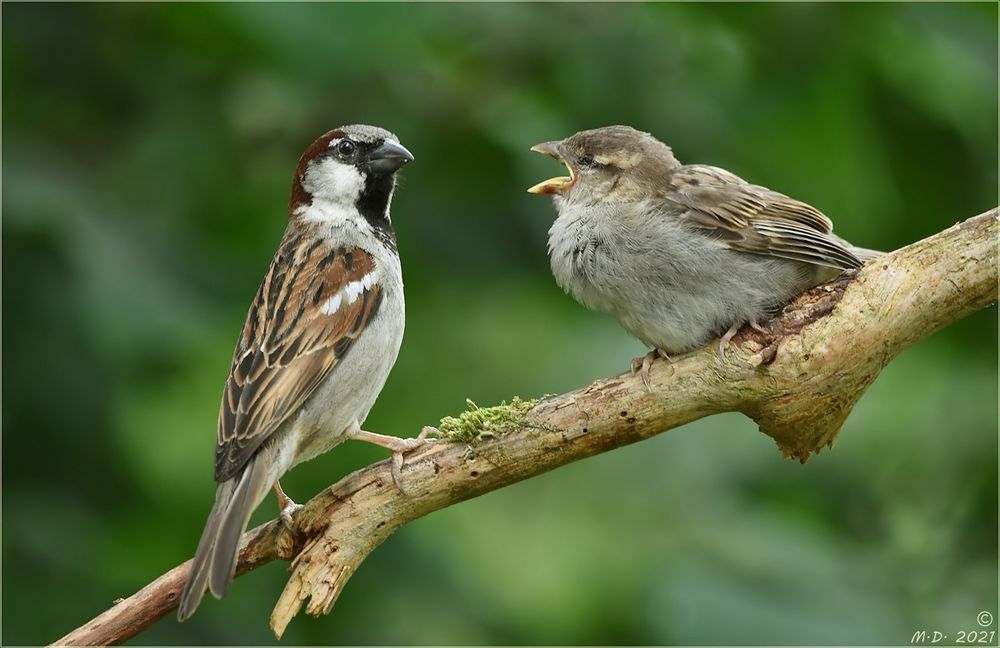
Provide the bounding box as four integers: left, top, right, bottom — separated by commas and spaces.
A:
54, 208, 998, 646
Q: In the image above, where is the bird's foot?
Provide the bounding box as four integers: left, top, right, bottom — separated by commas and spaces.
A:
630, 348, 672, 391
280, 502, 303, 530
718, 322, 742, 360
350, 427, 437, 492
719, 319, 771, 360
273, 480, 303, 530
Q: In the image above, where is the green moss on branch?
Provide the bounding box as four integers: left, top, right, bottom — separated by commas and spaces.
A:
432, 397, 539, 444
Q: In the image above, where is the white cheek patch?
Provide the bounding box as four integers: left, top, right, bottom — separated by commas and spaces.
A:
302, 157, 365, 206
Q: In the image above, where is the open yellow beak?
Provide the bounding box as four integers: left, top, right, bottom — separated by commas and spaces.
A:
527, 141, 575, 194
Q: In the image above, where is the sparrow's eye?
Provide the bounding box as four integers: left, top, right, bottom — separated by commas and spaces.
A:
578, 154, 596, 168
337, 140, 357, 158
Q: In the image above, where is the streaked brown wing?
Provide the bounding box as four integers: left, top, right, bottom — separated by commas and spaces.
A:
214, 229, 382, 482
667, 165, 861, 270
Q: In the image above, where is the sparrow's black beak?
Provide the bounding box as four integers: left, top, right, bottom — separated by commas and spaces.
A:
367, 140, 414, 174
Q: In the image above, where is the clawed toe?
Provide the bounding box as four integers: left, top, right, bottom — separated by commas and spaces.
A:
719, 320, 769, 360
279, 500, 303, 530
398, 427, 438, 450
273, 480, 302, 530
630, 353, 652, 390
396, 438, 423, 451
350, 428, 437, 491
718, 323, 740, 360
630, 349, 672, 391
388, 433, 436, 491
390, 452, 406, 491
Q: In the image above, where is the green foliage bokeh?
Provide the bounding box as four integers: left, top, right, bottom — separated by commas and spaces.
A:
3, 3, 997, 645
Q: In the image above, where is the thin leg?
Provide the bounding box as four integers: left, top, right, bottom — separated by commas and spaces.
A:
273, 480, 302, 529
348, 427, 436, 491
749, 319, 768, 333
718, 322, 741, 360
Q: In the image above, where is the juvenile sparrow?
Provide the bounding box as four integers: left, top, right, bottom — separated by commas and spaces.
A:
528, 125, 879, 384
178, 125, 427, 621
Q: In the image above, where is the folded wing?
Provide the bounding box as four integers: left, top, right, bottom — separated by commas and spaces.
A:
214, 230, 383, 482
666, 164, 862, 270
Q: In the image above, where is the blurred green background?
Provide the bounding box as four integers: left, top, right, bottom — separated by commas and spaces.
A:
3, 3, 997, 645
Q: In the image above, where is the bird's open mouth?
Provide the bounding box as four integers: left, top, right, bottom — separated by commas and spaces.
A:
527, 141, 575, 194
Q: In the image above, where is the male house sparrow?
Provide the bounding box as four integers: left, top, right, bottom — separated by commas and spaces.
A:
178, 125, 427, 621
529, 125, 879, 384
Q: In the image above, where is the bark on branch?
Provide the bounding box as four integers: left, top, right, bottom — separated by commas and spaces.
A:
54, 208, 998, 646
